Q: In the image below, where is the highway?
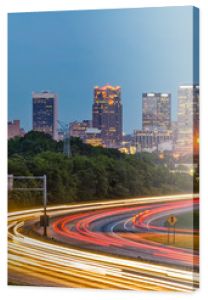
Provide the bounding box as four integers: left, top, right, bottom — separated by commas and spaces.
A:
8, 194, 199, 291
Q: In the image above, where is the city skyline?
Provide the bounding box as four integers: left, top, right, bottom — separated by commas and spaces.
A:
8, 83, 199, 157
8, 83, 197, 135
8, 7, 199, 134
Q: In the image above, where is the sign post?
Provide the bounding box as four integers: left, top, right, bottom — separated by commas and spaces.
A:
8, 174, 14, 191
8, 175, 49, 237
43, 175, 47, 236
167, 215, 178, 245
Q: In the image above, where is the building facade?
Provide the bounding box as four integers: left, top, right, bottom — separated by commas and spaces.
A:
92, 84, 122, 148
134, 130, 173, 153
69, 120, 92, 139
32, 91, 58, 140
8, 120, 25, 139
176, 85, 199, 156
142, 93, 171, 131
84, 127, 103, 147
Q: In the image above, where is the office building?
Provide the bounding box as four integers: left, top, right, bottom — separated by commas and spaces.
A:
92, 84, 122, 148
176, 85, 199, 156
142, 93, 171, 131
84, 127, 103, 147
8, 120, 25, 139
69, 120, 92, 139
134, 129, 173, 153
32, 91, 58, 140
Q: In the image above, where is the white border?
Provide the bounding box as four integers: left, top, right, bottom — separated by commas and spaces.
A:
1, 0, 208, 299
0, 0, 201, 13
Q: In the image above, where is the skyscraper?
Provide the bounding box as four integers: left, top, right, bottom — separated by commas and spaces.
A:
32, 91, 58, 140
92, 84, 122, 148
142, 93, 171, 131
176, 85, 199, 156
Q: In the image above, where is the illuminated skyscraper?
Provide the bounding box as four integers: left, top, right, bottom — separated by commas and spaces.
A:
92, 84, 122, 148
176, 85, 199, 155
142, 93, 171, 131
32, 91, 58, 140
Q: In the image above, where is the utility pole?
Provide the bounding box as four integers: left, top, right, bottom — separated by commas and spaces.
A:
58, 120, 71, 157
43, 175, 48, 237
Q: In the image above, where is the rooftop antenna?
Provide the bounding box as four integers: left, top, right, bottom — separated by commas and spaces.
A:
57, 120, 71, 157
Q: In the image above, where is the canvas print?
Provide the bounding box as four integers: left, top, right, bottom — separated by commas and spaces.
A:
8, 6, 199, 291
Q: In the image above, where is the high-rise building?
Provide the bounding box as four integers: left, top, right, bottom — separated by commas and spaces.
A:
8, 120, 25, 139
92, 84, 122, 148
32, 91, 58, 140
176, 85, 199, 156
142, 93, 171, 131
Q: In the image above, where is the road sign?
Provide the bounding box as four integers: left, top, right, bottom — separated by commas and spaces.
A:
167, 215, 178, 226
9, 175, 49, 237
167, 215, 178, 244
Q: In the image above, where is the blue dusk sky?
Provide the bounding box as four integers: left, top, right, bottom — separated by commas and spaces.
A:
8, 6, 199, 134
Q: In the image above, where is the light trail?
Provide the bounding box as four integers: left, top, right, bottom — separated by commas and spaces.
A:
52, 198, 198, 267
8, 194, 199, 291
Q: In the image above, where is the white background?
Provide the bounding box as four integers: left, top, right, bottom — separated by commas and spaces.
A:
0, 0, 208, 299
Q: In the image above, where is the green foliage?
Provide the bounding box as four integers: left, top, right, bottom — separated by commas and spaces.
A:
8, 131, 195, 209
8, 131, 63, 157
70, 136, 124, 159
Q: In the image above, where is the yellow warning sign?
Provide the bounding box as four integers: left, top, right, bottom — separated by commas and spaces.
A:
167, 215, 178, 226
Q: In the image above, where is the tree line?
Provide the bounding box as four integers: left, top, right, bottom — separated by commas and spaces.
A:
8, 131, 196, 209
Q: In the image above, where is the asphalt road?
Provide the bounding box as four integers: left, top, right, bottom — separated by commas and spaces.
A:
8, 194, 199, 291
50, 198, 199, 267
